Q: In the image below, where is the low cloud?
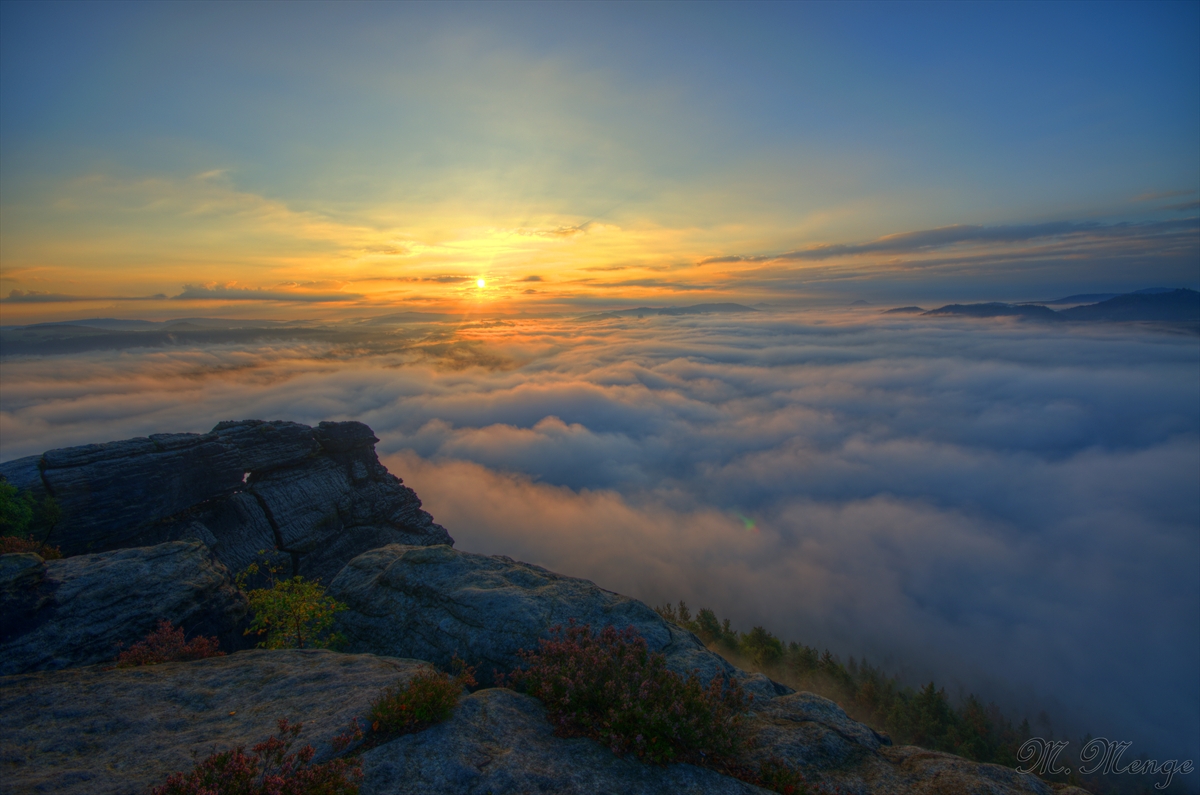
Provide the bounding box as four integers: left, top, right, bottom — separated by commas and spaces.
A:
171, 284, 363, 302
3, 290, 168, 303
1, 310, 1195, 760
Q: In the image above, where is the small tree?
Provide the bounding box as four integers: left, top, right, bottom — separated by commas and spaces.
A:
238, 559, 347, 650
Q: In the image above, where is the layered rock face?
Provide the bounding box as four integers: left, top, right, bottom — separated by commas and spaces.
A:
0, 420, 452, 585
329, 543, 789, 701
0, 541, 246, 676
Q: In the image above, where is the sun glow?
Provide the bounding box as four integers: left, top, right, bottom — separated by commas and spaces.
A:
477, 279, 486, 288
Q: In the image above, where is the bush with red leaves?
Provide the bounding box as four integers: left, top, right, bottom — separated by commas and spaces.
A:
151, 718, 362, 795
506, 621, 749, 765
115, 620, 225, 667
0, 534, 61, 559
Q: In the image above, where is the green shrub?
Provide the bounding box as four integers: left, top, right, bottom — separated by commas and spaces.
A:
507, 621, 749, 765
238, 560, 347, 650
115, 620, 224, 667
151, 718, 361, 795
0, 481, 61, 559
369, 659, 476, 737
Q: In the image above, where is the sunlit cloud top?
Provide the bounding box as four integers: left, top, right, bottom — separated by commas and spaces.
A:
1, 1, 1197, 322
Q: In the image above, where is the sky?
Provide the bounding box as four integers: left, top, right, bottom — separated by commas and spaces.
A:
1, 1, 1198, 322
1, 0, 1198, 773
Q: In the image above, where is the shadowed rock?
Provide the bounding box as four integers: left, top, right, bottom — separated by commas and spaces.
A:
0, 420, 452, 584
329, 543, 790, 701
360, 687, 770, 795
0, 648, 1090, 795
738, 692, 1090, 794
0, 541, 246, 675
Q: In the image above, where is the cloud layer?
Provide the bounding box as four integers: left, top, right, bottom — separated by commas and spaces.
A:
1, 309, 1196, 760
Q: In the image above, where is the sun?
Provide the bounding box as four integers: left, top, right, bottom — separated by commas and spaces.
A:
477, 279, 486, 288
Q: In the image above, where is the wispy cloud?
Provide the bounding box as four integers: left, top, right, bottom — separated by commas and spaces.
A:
1132, 189, 1197, 202
699, 218, 1200, 264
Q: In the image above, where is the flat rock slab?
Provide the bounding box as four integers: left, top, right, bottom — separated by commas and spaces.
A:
361, 687, 770, 795
0, 542, 247, 675
0, 649, 432, 795
330, 543, 788, 701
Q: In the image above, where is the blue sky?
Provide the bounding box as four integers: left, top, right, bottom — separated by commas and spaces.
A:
2, 1, 1197, 321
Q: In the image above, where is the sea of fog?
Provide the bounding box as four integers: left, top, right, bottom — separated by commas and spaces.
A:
1, 308, 1197, 762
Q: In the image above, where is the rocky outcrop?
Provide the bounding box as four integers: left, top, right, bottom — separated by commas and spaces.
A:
0, 420, 452, 584
0, 649, 432, 795
0, 649, 1088, 795
329, 543, 790, 701
0, 541, 246, 675
743, 692, 1069, 795
0, 422, 1099, 795
360, 686, 769, 795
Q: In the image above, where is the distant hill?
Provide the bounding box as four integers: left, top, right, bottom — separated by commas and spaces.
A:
920, 289, 1199, 326
848, 299, 871, 306
882, 306, 925, 314
581, 303, 758, 320
922, 303, 1063, 321
1058, 288, 1200, 322
1026, 287, 1179, 306
1027, 293, 1124, 306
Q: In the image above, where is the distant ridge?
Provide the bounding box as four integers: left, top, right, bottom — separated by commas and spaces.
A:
922, 303, 1063, 320
581, 303, 758, 320
1023, 287, 1180, 305
1058, 288, 1200, 322
882, 306, 925, 314
923, 289, 1199, 325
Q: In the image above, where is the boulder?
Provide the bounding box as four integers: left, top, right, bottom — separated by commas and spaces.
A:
0, 420, 453, 584
0, 649, 432, 795
360, 686, 770, 795
742, 692, 1063, 795
0, 541, 246, 675
329, 543, 790, 701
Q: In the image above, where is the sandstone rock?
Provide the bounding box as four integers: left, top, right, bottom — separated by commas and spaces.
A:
360, 686, 770, 795
0, 649, 432, 795
0, 541, 246, 675
0, 420, 452, 584
329, 543, 790, 701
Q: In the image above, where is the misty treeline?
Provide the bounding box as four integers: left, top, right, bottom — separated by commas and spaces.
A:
654, 600, 1030, 766
654, 601, 1194, 795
